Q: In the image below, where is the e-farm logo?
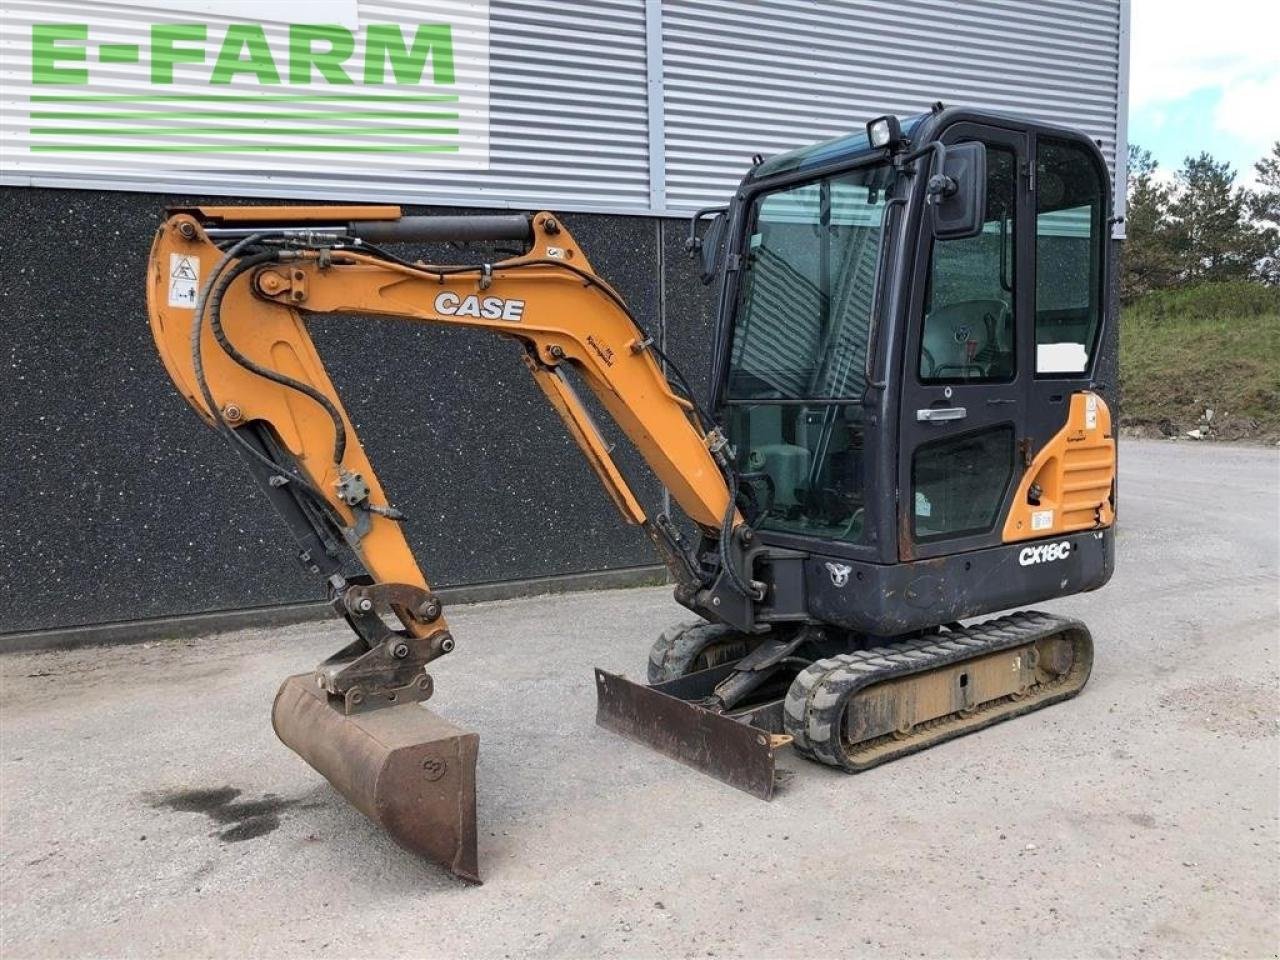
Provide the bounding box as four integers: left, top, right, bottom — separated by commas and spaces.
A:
29, 23, 456, 154
32, 23, 456, 87
6, 4, 490, 166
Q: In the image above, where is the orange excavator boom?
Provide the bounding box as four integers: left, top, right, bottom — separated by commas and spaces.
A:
146, 206, 755, 881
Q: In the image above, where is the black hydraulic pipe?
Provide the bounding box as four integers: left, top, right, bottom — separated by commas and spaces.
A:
348, 214, 533, 245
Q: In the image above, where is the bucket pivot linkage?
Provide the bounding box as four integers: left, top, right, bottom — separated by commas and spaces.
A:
271, 580, 481, 883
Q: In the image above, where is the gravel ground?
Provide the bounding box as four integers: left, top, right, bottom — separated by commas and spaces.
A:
1, 440, 1277, 959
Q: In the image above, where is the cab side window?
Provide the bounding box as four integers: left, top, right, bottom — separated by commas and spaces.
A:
919, 145, 1017, 384
1035, 138, 1105, 375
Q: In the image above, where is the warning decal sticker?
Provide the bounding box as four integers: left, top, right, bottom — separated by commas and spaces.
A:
169, 253, 199, 308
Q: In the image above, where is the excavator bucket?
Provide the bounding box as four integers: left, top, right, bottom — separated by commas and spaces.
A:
594, 664, 791, 800
272, 674, 481, 883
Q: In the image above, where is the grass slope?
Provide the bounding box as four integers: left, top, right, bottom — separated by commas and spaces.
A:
1120, 282, 1280, 441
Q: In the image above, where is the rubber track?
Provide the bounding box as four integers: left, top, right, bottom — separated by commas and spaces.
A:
647, 620, 752, 684
782, 610, 1092, 771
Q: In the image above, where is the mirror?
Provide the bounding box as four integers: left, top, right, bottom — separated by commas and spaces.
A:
685, 206, 729, 285
699, 212, 727, 283
929, 141, 987, 241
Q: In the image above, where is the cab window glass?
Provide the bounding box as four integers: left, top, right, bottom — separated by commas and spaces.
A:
729, 166, 894, 401
919, 145, 1017, 384
912, 425, 1015, 540
723, 163, 896, 546
1035, 138, 1105, 375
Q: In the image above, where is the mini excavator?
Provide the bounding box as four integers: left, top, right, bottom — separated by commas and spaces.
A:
146, 106, 1116, 883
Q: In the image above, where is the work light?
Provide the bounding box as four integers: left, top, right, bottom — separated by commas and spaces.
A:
866, 115, 902, 149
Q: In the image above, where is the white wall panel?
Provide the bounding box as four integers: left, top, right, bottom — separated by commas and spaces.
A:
660, 0, 1126, 221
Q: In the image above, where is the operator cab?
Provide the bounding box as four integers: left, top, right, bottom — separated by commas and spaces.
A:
702, 106, 1115, 634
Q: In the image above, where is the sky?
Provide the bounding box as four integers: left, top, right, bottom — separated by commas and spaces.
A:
1127, 0, 1279, 187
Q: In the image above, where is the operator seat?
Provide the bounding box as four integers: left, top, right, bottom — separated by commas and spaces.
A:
920, 298, 1013, 380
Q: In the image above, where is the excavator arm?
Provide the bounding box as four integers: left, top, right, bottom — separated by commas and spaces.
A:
145, 205, 755, 881
148, 205, 751, 635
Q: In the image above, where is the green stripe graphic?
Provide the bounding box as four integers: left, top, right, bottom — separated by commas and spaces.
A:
31, 94, 460, 103
31, 144, 462, 153
28, 94, 466, 154
32, 126, 460, 136
31, 110, 460, 120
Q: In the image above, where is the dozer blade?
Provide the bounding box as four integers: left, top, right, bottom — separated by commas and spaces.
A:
594, 664, 789, 800
272, 673, 481, 883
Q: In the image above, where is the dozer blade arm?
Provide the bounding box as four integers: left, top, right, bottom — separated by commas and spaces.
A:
144, 205, 754, 881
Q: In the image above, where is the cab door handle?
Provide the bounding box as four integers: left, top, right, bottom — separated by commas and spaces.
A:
917, 406, 967, 422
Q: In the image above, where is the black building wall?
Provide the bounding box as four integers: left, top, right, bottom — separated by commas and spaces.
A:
0, 187, 717, 635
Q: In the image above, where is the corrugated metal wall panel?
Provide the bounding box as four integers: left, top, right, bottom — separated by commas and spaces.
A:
0, 0, 652, 211
661, 0, 1123, 214
1, 0, 1125, 218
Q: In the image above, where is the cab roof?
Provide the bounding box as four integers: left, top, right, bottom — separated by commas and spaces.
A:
747, 106, 1106, 185
749, 113, 928, 180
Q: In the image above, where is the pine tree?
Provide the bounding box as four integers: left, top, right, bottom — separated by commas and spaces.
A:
1249, 142, 1280, 284
1166, 153, 1268, 283
1250, 141, 1280, 225
1121, 145, 1177, 299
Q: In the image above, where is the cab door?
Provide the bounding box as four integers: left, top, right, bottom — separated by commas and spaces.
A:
897, 123, 1032, 560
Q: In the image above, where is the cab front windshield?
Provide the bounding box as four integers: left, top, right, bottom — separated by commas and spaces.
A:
724, 161, 895, 545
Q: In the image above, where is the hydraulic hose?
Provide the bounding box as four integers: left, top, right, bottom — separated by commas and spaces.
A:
187, 239, 344, 525
206, 252, 349, 465
189, 233, 262, 442
192, 233, 747, 598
